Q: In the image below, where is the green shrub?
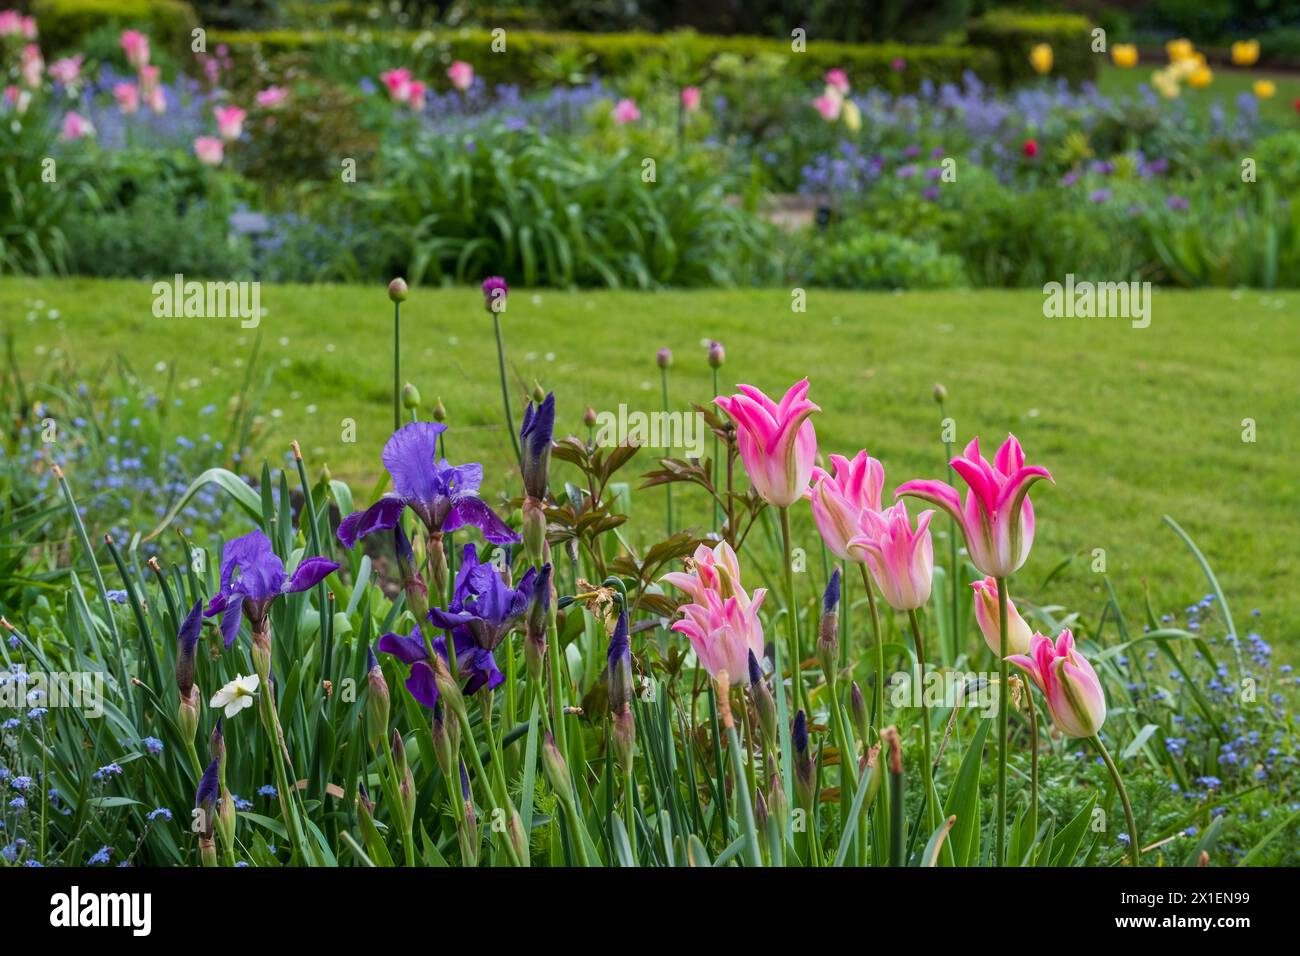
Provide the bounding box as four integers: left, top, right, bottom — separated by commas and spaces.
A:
797, 229, 966, 290
966, 9, 1099, 87
0, 115, 79, 275
211, 27, 998, 93
31, 0, 198, 56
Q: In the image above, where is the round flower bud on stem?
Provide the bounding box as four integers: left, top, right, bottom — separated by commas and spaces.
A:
707, 340, 725, 369
656, 347, 673, 370
401, 382, 421, 411
387, 277, 408, 303
433, 396, 448, 422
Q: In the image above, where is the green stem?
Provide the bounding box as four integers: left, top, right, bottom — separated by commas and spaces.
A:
1092, 735, 1140, 867
907, 609, 938, 834
778, 506, 804, 715
393, 300, 401, 433
996, 576, 1010, 866
1026, 687, 1039, 855
711, 366, 720, 532
858, 563, 884, 730
493, 312, 522, 470
383, 742, 415, 868
660, 366, 672, 534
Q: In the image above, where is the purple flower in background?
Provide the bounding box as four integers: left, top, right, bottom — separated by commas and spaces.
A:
481, 276, 508, 313
336, 422, 519, 549
428, 543, 538, 652
203, 529, 339, 646
378, 623, 502, 708
1089, 188, 1111, 203
1166, 195, 1189, 211
923, 186, 941, 201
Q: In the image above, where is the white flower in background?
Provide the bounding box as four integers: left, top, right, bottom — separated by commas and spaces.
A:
210, 674, 260, 717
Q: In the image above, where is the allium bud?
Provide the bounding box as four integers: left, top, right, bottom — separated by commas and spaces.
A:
656, 347, 673, 370
401, 382, 421, 410
433, 396, 448, 422
532, 381, 546, 403
481, 275, 507, 313
583, 405, 598, 428
932, 383, 947, 404
817, 569, 840, 685
366, 645, 390, 752
388, 277, 408, 302
707, 340, 725, 368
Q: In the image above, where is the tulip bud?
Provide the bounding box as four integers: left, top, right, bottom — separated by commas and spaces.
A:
525, 564, 551, 684
388, 277, 408, 303
817, 569, 840, 686
707, 340, 725, 369
431, 700, 460, 779
433, 396, 448, 422
748, 650, 776, 746
401, 382, 421, 411
932, 382, 947, 404
542, 731, 572, 804
792, 710, 815, 809
849, 680, 869, 742
971, 577, 1033, 658
583, 405, 598, 428
656, 347, 673, 370
1008, 629, 1106, 738
366, 645, 390, 752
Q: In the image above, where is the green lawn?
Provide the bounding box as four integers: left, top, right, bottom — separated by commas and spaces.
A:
1098, 62, 1300, 123
4, 278, 1298, 654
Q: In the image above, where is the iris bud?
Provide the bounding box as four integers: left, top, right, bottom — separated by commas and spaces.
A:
792, 709, 815, 809
366, 645, 390, 752
431, 701, 460, 779
850, 680, 869, 742
817, 569, 840, 685
525, 564, 551, 684
748, 650, 776, 746
542, 731, 572, 804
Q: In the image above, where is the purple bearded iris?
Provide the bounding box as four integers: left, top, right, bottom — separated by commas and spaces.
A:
202, 529, 339, 647
336, 422, 519, 548
376, 624, 502, 708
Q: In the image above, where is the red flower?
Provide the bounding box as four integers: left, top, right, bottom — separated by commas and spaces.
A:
1294, 97, 1300, 113
1023, 139, 1039, 158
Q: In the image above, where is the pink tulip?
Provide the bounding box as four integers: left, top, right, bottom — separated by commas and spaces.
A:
812, 92, 842, 121
663, 541, 767, 687
970, 576, 1032, 657
1007, 629, 1106, 738
4, 85, 29, 115
194, 135, 223, 165
848, 502, 934, 611
255, 85, 288, 109
612, 97, 641, 124
715, 380, 819, 508
0, 11, 20, 36
897, 434, 1052, 579
113, 82, 140, 114
21, 14, 35, 38
380, 67, 412, 102
138, 65, 160, 95
447, 60, 474, 91
806, 451, 884, 560
121, 29, 150, 68
147, 85, 166, 114
214, 105, 246, 140
825, 68, 850, 95
59, 111, 93, 141
406, 80, 426, 110
48, 55, 83, 87
681, 86, 701, 111
20, 44, 42, 89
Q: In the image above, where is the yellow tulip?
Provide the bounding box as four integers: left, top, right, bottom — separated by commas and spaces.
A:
1152, 69, 1181, 99
1188, 65, 1213, 89
1111, 44, 1138, 68
842, 99, 862, 132
1231, 40, 1260, 66
1253, 79, 1276, 99
1165, 38, 1194, 63
1029, 43, 1053, 75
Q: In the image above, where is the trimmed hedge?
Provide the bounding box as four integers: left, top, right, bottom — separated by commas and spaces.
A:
966, 10, 1099, 87
210, 27, 998, 93
32, 0, 198, 55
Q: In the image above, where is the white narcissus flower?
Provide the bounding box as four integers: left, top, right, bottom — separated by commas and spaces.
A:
210, 674, 260, 717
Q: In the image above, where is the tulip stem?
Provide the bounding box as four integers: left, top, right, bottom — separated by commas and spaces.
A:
392, 300, 401, 433
492, 311, 522, 471
996, 576, 1010, 867
778, 506, 805, 716
907, 609, 939, 835
1026, 686, 1039, 854
857, 564, 884, 730
1092, 735, 1140, 867
711, 366, 720, 532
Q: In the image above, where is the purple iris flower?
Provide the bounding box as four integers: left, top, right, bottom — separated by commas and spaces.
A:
428, 542, 538, 652
195, 756, 220, 815
377, 623, 503, 708
520, 391, 554, 499
202, 529, 339, 647
336, 422, 518, 549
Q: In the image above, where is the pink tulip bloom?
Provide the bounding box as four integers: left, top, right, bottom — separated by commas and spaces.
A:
380, 67, 412, 102
1007, 629, 1106, 738
715, 380, 819, 508
0, 11, 20, 36
825, 68, 850, 95
148, 85, 166, 114
113, 82, 140, 114
48, 55, 83, 87
897, 434, 1052, 579
214, 105, 246, 140
21, 14, 35, 38
20, 44, 42, 89
121, 29, 150, 68
681, 86, 701, 111
848, 502, 934, 611
447, 60, 474, 91
194, 135, 223, 165
806, 451, 884, 561
663, 541, 767, 687
4, 85, 30, 115
406, 80, 427, 110
970, 576, 1032, 657
59, 111, 94, 141
612, 97, 641, 124
255, 85, 288, 109
812, 92, 842, 121
138, 65, 160, 95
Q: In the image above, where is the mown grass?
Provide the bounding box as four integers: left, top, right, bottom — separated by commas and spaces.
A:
1098, 62, 1300, 123
3, 277, 1297, 653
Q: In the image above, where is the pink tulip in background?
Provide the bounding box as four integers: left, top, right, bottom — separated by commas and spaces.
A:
848, 502, 934, 611
971, 576, 1033, 657
406, 80, 427, 110
113, 82, 139, 113
380, 67, 413, 102
447, 60, 474, 91
0, 10, 19, 35
215, 105, 246, 140
121, 29, 150, 68
48, 55, 83, 87
20, 44, 42, 88
612, 98, 641, 124
1007, 629, 1106, 737
715, 380, 819, 508
60, 111, 93, 140
812, 92, 842, 121
5, 85, 30, 114
139, 64, 160, 94
663, 541, 767, 686
255, 85, 288, 109
681, 86, 701, 111
194, 135, 223, 165
807, 451, 884, 560
825, 68, 850, 95
898, 434, 1052, 579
